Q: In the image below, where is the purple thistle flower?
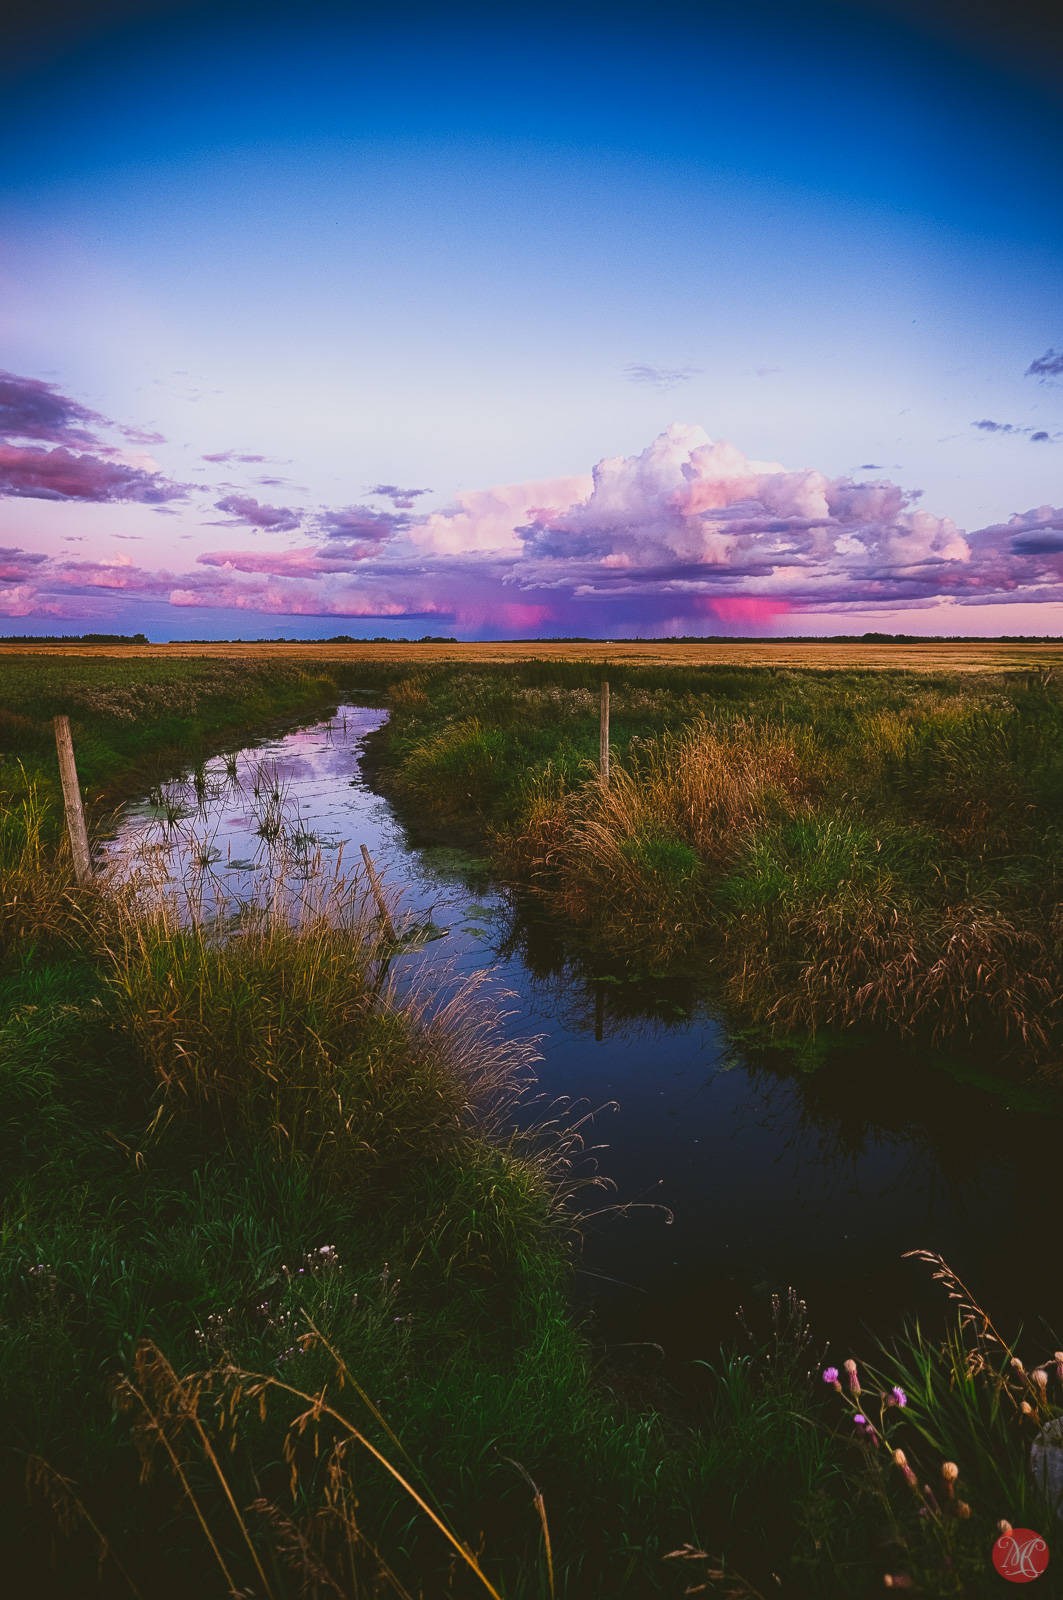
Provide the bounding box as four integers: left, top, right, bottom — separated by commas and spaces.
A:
854, 1413, 868, 1427
823, 1367, 839, 1385
890, 1386, 907, 1407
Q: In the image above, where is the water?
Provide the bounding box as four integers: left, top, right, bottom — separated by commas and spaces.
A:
102, 704, 1063, 1367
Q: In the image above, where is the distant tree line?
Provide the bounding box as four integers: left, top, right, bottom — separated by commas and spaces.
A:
0, 632, 149, 644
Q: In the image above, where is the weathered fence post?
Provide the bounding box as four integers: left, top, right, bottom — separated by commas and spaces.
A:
599, 679, 610, 788
53, 715, 93, 887
360, 843, 397, 942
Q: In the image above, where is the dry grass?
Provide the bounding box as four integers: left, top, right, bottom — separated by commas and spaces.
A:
580, 716, 811, 868
32, 1327, 522, 1599
100, 856, 547, 1211
3, 638, 1063, 672
504, 718, 814, 960
724, 893, 1060, 1061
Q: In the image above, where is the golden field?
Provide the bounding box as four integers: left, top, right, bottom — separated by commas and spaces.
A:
2, 636, 1063, 671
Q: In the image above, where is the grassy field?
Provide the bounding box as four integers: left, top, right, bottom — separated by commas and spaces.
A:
4, 636, 1063, 670
373, 657, 1063, 1078
3, 802, 1058, 1599
0, 656, 840, 1595
3, 648, 1062, 1594
0, 655, 366, 846
0, 782, 858, 1597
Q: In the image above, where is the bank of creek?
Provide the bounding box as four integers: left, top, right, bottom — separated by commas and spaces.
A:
102, 700, 1063, 1370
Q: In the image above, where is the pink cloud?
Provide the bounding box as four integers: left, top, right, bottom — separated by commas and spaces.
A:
169, 576, 442, 616
197, 546, 379, 577
702, 596, 792, 623
0, 547, 49, 583
412, 474, 593, 554
0, 585, 53, 616
8, 388, 1063, 637
498, 602, 555, 629
0, 372, 175, 509
513, 424, 974, 613
51, 555, 170, 593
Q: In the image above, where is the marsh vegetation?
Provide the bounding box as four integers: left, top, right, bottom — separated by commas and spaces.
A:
0, 777, 841, 1596
380, 660, 1063, 1077
2, 653, 1062, 1595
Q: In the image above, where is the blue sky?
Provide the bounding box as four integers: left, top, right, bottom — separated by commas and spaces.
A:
1, 0, 1062, 637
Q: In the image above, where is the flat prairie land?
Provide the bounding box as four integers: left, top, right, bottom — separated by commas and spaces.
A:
3, 636, 1063, 670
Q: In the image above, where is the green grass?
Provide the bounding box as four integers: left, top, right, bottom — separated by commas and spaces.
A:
376, 661, 1063, 1076
0, 778, 856, 1597
3, 654, 1058, 1594
812, 1276, 1063, 1595
0, 654, 401, 844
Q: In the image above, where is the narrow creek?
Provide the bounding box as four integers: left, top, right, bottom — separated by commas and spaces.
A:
101, 703, 1063, 1367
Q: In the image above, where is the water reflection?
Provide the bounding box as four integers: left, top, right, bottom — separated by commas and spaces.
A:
102, 704, 1063, 1362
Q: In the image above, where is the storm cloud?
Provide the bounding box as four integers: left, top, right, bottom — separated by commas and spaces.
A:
6, 416, 1063, 632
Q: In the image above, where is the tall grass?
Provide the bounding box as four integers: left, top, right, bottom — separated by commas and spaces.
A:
0, 787, 573, 1588
6, 661, 1060, 1590
380, 664, 1063, 1073
0, 773, 93, 964
0, 786, 726, 1595
105, 898, 554, 1230
0, 779, 873, 1596
533, 717, 812, 959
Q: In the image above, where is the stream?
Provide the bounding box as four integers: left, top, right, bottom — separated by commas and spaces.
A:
100, 702, 1063, 1368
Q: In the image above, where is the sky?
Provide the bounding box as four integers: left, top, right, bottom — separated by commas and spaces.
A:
1, 0, 1062, 640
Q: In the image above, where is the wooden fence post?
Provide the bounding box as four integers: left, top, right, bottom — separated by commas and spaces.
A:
53, 715, 93, 887
599, 680, 610, 787
360, 843, 397, 942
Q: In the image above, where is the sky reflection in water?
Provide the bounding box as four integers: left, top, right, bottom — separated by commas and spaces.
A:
102, 705, 1063, 1361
